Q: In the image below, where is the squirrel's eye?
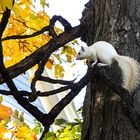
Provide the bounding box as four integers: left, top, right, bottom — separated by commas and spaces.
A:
78, 52, 81, 55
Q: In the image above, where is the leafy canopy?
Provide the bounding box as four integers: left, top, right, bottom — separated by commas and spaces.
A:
1, 0, 78, 78
0, 0, 80, 139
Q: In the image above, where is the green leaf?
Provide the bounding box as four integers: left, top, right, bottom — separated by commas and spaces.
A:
19, 112, 24, 122
53, 54, 61, 62
32, 120, 43, 134
14, 109, 19, 117
43, 132, 57, 140
55, 118, 68, 126
40, 0, 49, 8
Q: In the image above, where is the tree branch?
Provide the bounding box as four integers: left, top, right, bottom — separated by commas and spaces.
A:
0, 25, 83, 85
40, 68, 93, 138
29, 39, 57, 102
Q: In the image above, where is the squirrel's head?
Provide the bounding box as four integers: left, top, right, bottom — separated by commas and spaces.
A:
76, 46, 88, 60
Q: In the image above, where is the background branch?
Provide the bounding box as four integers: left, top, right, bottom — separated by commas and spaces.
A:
40, 68, 94, 138
0, 90, 31, 96
0, 25, 83, 85
0, 85, 70, 97
29, 15, 73, 101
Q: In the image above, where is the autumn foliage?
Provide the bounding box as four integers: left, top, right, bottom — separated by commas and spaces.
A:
1, 0, 51, 67
0, 97, 38, 139
0, 0, 80, 139
0, 0, 77, 78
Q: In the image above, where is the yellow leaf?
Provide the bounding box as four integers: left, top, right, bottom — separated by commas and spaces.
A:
45, 59, 53, 69
66, 54, 72, 63
0, 126, 7, 139
0, 0, 13, 11
15, 125, 37, 140
54, 64, 64, 78
62, 46, 77, 57
0, 104, 13, 120
19, 0, 32, 5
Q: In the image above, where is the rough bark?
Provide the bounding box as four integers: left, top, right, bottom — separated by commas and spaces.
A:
81, 0, 140, 140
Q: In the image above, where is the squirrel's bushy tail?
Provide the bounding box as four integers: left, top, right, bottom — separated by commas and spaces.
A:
114, 55, 140, 93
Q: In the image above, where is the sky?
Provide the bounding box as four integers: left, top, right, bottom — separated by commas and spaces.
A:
46, 0, 89, 26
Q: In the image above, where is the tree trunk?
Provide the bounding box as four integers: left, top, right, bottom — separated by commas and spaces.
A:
81, 0, 140, 140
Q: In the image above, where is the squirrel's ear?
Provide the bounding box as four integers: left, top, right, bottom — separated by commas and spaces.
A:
81, 46, 85, 52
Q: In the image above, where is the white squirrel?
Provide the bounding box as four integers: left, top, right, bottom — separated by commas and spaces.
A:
76, 41, 140, 93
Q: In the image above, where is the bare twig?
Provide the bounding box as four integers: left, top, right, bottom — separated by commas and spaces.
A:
29, 40, 57, 102
50, 15, 72, 32
13, 18, 38, 31
37, 76, 76, 85
0, 90, 31, 96
0, 85, 70, 97
28, 16, 73, 102
37, 86, 70, 97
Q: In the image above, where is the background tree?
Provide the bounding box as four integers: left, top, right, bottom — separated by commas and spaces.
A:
0, 0, 140, 140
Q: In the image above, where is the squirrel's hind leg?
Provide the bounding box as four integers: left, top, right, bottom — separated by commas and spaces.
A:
97, 62, 111, 67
